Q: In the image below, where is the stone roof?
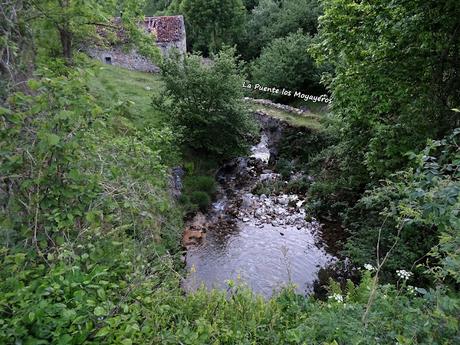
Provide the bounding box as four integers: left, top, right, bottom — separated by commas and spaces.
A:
143, 16, 185, 43
97, 16, 185, 44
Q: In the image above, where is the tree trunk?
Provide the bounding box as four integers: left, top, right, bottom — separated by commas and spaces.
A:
59, 28, 72, 63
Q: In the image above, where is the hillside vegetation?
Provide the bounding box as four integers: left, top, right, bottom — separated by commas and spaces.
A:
1, 0, 459, 344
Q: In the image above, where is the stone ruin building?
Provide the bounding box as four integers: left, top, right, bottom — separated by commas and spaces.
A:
87, 16, 186, 73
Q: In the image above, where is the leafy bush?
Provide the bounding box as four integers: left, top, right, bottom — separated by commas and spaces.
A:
184, 175, 216, 196
343, 129, 460, 284
241, 0, 322, 59
2, 248, 458, 345
311, 0, 460, 183
180, 175, 217, 213
0, 65, 183, 254
175, 0, 246, 54
251, 32, 325, 99
189, 191, 211, 211
0, 232, 182, 345
155, 47, 257, 160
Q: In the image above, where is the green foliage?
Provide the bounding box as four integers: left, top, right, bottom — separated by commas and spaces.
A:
144, 0, 172, 15
170, 0, 246, 54
278, 126, 334, 172
180, 175, 216, 212
31, 0, 160, 65
0, 1, 35, 100
0, 233, 182, 344
155, 47, 257, 160
240, 0, 322, 59
0, 65, 182, 252
1, 70, 101, 247
343, 129, 460, 284
311, 0, 460, 182
243, 0, 259, 11
3, 253, 458, 344
184, 176, 216, 196
251, 32, 325, 99
189, 191, 211, 211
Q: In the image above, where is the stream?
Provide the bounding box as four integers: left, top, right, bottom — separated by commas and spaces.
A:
182, 113, 337, 297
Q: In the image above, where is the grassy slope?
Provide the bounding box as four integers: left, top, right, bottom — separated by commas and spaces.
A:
88, 63, 164, 126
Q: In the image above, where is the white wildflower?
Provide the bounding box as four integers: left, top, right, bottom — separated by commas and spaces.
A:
364, 263, 375, 271
396, 269, 413, 280
406, 285, 416, 295
328, 293, 344, 303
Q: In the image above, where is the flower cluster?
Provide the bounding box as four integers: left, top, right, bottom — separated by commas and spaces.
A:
363, 263, 375, 271
328, 293, 344, 303
406, 285, 417, 295
396, 269, 413, 280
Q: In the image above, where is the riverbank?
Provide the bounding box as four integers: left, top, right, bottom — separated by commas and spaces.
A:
182, 110, 335, 297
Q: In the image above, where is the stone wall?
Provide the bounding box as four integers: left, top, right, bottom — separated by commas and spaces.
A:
86, 15, 187, 73
86, 47, 160, 73
157, 36, 187, 58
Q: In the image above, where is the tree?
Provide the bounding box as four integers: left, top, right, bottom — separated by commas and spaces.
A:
144, 0, 172, 15
311, 0, 460, 187
240, 0, 322, 60
251, 31, 325, 99
170, 0, 246, 55
155, 47, 256, 159
242, 0, 259, 11
0, 0, 35, 100
30, 0, 154, 63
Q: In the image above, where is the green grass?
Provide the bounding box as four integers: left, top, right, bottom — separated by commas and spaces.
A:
246, 100, 323, 130
88, 62, 164, 126
290, 98, 331, 116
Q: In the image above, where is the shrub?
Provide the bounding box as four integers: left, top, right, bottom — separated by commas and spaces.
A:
155, 47, 257, 160
343, 129, 460, 284
251, 31, 325, 100
184, 175, 217, 195
189, 191, 211, 211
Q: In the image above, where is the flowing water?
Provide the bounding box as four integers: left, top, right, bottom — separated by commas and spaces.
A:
183, 126, 336, 297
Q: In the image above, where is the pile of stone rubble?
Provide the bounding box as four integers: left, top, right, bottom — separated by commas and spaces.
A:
244, 97, 308, 115
234, 192, 320, 231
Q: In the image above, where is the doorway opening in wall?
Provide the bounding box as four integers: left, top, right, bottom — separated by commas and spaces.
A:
104, 56, 112, 64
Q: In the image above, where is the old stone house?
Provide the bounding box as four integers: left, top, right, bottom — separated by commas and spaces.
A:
87, 16, 186, 73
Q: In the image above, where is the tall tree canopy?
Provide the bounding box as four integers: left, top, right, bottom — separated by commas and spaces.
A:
251, 32, 324, 98
144, 0, 172, 15
168, 0, 246, 54
312, 0, 460, 184
240, 0, 322, 59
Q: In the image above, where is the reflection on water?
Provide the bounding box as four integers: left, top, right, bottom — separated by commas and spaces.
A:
185, 219, 334, 297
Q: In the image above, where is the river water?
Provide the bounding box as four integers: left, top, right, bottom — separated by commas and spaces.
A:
183, 124, 336, 297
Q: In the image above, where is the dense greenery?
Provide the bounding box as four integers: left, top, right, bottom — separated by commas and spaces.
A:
311, 0, 460, 183
300, 0, 460, 282
154, 48, 257, 159
144, 0, 172, 15
168, 0, 246, 54
251, 32, 324, 100
1, 262, 459, 344
180, 175, 217, 213
241, 0, 322, 60
1, 0, 459, 343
